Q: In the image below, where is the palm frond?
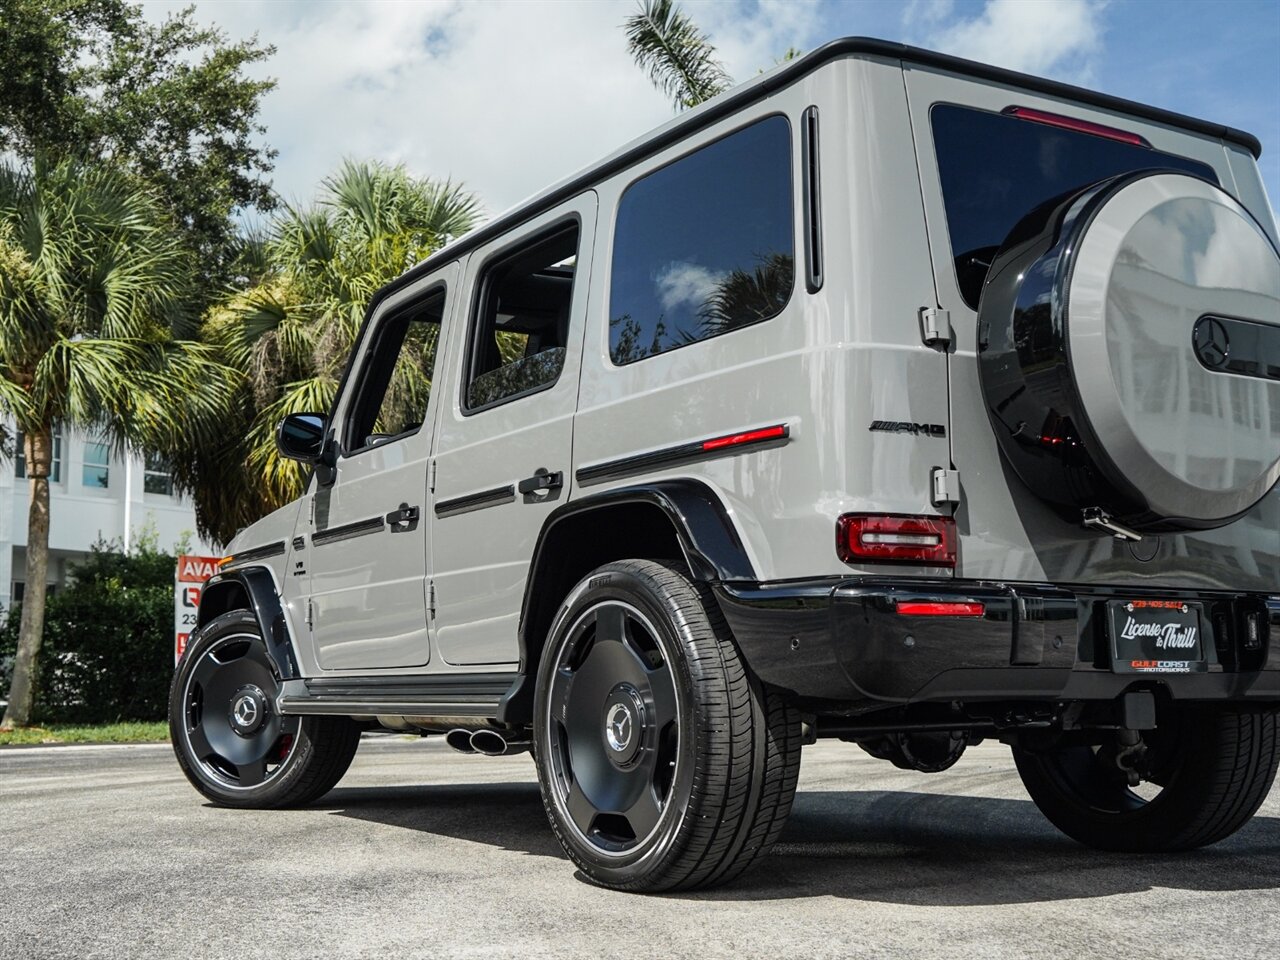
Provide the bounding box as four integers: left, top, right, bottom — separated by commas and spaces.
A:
184, 158, 482, 540
625, 0, 731, 110
414, 178, 484, 244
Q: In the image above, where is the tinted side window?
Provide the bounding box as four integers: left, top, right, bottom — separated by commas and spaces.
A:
609, 115, 794, 365
344, 289, 445, 452
464, 225, 578, 412
930, 103, 1218, 309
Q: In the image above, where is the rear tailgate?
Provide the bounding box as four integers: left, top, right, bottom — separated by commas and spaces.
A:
900, 64, 1280, 592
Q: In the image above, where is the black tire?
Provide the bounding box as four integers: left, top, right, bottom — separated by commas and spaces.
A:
533, 559, 801, 892
1013, 704, 1280, 852
169, 610, 361, 809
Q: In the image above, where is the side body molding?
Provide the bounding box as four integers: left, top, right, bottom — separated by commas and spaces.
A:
196, 566, 300, 680
499, 479, 756, 723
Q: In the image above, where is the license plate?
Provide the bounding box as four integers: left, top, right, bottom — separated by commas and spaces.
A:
1109, 599, 1207, 673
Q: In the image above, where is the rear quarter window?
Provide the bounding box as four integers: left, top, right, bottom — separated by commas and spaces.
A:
608, 114, 794, 365
930, 103, 1218, 309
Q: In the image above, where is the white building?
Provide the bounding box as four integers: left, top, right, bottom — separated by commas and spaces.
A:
1, 424, 218, 611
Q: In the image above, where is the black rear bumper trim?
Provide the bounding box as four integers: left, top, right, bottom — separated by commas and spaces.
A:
716, 577, 1280, 712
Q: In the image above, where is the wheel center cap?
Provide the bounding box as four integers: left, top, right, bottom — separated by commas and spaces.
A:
602, 683, 644, 766
606, 703, 633, 752
229, 685, 267, 736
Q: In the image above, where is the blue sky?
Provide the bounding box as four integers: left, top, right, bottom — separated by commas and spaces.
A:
145, 0, 1279, 220
821, 0, 1280, 208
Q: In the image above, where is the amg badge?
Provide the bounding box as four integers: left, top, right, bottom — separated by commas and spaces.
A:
869, 420, 947, 438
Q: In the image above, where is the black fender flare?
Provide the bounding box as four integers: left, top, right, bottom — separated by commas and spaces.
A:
499, 478, 756, 722
196, 566, 299, 680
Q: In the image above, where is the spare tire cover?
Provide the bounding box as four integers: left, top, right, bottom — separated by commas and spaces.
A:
977, 170, 1280, 532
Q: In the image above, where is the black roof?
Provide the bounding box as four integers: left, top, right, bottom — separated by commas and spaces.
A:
371, 36, 1262, 312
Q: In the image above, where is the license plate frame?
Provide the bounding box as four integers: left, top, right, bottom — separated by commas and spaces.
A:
1109, 599, 1208, 674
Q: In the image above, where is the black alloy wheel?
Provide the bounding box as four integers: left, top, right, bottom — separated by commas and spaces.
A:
1013, 704, 1280, 852
170, 610, 361, 808
180, 630, 299, 790
534, 559, 802, 892
543, 600, 682, 855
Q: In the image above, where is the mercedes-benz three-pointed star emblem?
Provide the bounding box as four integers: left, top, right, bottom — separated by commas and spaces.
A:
1193, 316, 1230, 369
606, 702, 632, 752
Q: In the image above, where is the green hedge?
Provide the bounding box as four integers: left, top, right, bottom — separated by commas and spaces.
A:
0, 544, 177, 724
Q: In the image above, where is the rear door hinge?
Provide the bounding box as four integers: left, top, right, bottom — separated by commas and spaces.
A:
305, 597, 315, 629
427, 580, 436, 620
920, 307, 952, 348
429, 458, 437, 494
931, 466, 961, 507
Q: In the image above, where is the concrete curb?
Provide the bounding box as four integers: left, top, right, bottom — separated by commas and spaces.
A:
0, 741, 173, 754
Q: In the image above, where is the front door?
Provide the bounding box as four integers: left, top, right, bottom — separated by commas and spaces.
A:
431, 195, 597, 666
305, 267, 456, 671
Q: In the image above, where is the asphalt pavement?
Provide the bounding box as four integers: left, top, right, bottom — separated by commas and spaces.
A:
2, 736, 1278, 959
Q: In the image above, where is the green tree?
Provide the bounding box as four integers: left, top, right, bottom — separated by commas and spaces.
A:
624, 0, 732, 110
0, 158, 237, 729
0, 0, 277, 288
182, 160, 483, 542
0, 538, 179, 724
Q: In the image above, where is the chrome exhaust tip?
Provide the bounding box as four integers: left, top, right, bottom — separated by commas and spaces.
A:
470, 729, 531, 757
445, 728, 478, 754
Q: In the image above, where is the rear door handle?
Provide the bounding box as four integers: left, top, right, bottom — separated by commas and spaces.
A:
385, 503, 420, 530
517, 469, 563, 495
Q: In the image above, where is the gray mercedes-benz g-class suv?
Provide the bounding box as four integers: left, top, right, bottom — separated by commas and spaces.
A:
171, 37, 1280, 892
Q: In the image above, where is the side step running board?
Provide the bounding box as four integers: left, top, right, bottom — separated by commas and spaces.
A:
277, 672, 517, 719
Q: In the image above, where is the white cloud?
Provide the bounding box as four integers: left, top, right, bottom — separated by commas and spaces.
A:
139, 0, 812, 224
654, 261, 722, 314
909, 0, 1106, 82
698, 0, 825, 80
902, 0, 957, 30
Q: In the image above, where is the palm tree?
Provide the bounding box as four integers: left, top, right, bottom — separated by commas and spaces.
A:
0, 158, 238, 729
182, 160, 483, 542
624, 0, 732, 110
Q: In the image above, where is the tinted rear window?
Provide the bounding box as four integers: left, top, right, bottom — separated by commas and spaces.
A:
930, 103, 1217, 309
608, 115, 793, 365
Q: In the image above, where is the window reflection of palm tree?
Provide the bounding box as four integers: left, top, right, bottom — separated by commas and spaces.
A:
695, 252, 794, 337
610, 252, 793, 364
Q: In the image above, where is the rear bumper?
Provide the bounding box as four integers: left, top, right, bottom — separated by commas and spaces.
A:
715, 577, 1280, 713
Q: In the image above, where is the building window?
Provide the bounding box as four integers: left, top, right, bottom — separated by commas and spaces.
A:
144, 453, 174, 495
82, 441, 111, 489
15, 429, 63, 483
10, 582, 56, 604
608, 114, 795, 365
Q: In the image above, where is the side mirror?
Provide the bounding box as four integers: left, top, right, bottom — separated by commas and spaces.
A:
275, 413, 327, 462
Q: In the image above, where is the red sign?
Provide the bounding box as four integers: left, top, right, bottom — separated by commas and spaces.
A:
177, 555, 219, 583
175, 554, 221, 664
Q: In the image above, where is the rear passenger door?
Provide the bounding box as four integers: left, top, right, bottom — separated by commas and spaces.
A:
430, 195, 597, 666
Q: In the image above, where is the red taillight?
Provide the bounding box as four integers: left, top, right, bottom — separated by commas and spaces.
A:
895, 600, 985, 617
702, 424, 787, 452
836, 514, 957, 567
1003, 106, 1151, 148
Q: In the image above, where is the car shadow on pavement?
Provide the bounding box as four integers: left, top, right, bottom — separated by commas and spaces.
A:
701, 789, 1280, 905
321, 782, 567, 860
322, 782, 1280, 905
